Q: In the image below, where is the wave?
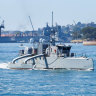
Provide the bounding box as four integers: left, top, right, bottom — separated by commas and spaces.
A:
0, 63, 9, 69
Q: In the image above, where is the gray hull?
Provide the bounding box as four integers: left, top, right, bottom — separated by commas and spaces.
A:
8, 55, 94, 70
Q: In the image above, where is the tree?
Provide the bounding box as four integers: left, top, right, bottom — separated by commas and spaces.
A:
81, 27, 96, 40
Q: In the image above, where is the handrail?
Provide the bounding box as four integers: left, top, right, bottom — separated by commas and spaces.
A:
24, 54, 44, 64
12, 54, 32, 64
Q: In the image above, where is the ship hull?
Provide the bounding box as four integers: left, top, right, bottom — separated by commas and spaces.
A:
7, 56, 94, 70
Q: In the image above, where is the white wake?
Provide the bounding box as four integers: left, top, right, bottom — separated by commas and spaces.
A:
0, 63, 9, 69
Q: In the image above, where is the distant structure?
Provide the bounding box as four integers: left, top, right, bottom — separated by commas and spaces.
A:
0, 20, 4, 37
28, 16, 34, 36
43, 23, 51, 36
0, 12, 71, 43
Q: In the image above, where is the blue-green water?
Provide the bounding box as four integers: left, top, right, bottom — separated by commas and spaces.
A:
0, 43, 96, 96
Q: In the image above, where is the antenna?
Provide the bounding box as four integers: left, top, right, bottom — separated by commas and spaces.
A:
28, 16, 34, 31
73, 20, 78, 40
52, 11, 53, 27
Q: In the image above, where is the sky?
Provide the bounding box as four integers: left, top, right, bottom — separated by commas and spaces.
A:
0, 0, 96, 31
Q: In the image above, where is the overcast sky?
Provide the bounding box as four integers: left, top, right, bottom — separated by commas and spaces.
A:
0, 0, 96, 31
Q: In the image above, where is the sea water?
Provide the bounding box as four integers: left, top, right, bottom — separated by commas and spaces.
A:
0, 43, 96, 96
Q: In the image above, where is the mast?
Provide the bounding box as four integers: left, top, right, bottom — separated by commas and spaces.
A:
52, 11, 53, 28
50, 11, 55, 46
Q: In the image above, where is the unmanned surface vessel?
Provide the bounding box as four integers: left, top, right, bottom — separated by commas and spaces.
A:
7, 35, 94, 70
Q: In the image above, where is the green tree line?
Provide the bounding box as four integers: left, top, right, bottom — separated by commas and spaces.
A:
82, 27, 96, 40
